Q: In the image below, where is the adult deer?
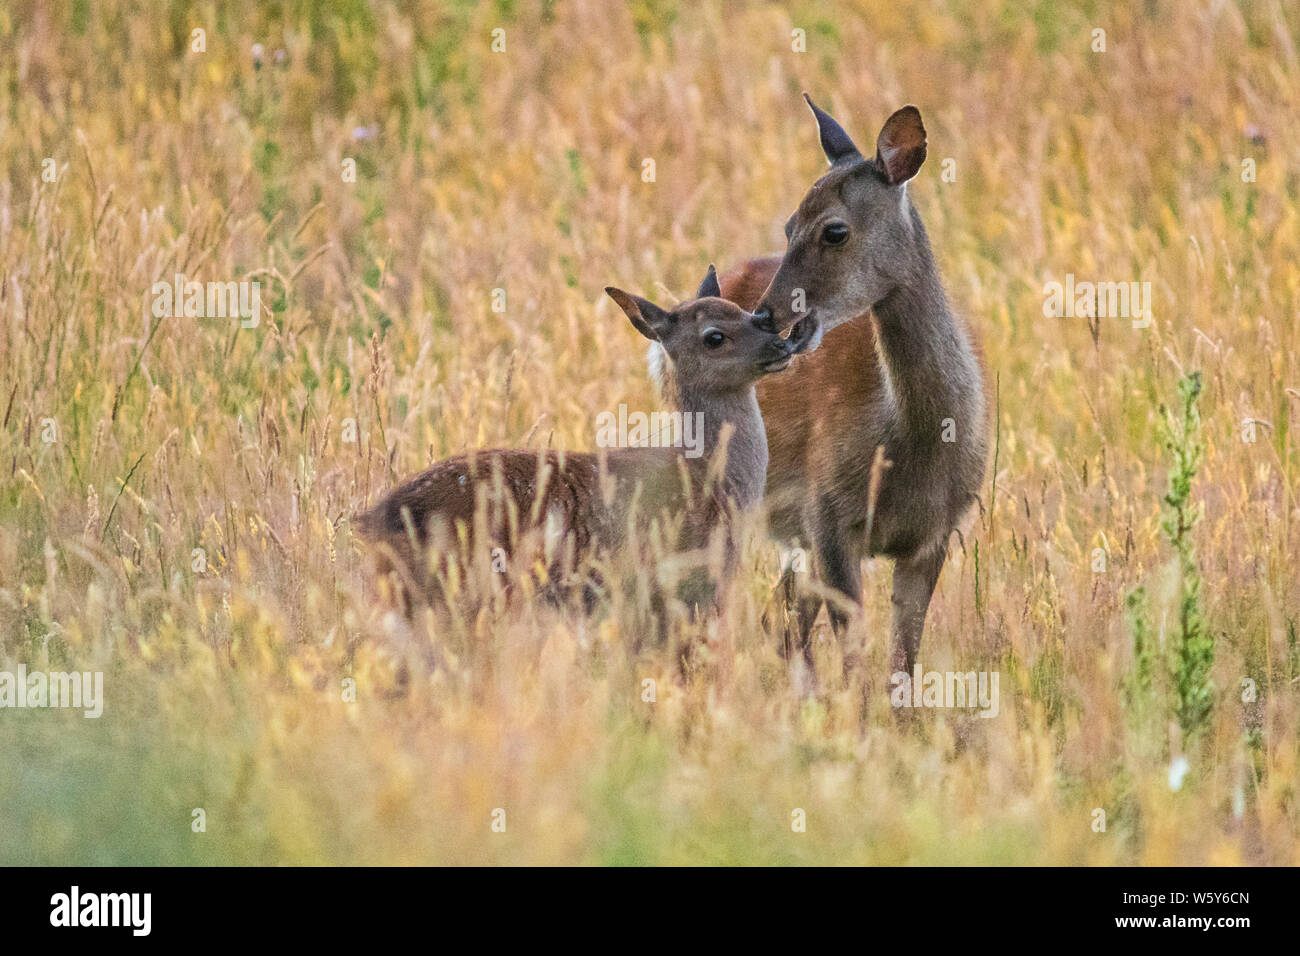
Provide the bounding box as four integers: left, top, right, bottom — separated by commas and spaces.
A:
684, 97, 988, 676
361, 267, 800, 628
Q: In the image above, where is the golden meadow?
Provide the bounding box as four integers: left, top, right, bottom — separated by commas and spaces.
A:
0, 0, 1296, 864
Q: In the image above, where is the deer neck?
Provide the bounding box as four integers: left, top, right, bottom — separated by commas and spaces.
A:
871, 226, 980, 447
673, 379, 769, 509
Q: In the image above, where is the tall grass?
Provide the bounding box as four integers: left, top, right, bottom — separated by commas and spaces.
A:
0, 0, 1297, 864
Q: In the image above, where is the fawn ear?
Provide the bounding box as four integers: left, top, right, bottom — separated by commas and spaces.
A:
695, 264, 721, 299
606, 287, 672, 342
804, 93, 861, 165
875, 105, 926, 185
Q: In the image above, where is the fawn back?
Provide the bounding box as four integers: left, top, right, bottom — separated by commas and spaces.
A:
360, 266, 797, 620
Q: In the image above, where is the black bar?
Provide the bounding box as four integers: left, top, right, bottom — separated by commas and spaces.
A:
5, 866, 1282, 942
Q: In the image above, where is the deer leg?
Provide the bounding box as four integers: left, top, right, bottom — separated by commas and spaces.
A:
890, 547, 945, 675
770, 562, 821, 671
767, 564, 798, 659
792, 588, 822, 671
819, 539, 862, 634
786, 522, 862, 672
815, 531, 862, 676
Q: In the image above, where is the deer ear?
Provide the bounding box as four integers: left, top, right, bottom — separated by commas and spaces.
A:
606, 287, 671, 342
695, 264, 721, 299
875, 105, 926, 185
804, 93, 861, 165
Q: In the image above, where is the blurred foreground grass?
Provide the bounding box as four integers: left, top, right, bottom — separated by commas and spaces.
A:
0, 0, 1297, 864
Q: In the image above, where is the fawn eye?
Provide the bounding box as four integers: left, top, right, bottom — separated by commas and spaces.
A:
703, 329, 726, 349
821, 222, 850, 246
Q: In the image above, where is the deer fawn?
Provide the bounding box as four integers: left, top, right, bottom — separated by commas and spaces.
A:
660, 97, 988, 676
360, 266, 800, 632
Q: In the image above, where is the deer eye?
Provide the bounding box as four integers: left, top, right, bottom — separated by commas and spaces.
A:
703, 329, 726, 349
821, 222, 850, 246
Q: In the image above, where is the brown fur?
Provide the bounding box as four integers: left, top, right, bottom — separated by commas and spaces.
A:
726, 259, 883, 539
358, 446, 727, 616
718, 101, 991, 679
359, 277, 795, 629
724, 258, 991, 549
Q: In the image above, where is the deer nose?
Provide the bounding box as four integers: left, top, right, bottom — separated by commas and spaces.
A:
788, 313, 823, 354
766, 334, 794, 356
751, 306, 775, 332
